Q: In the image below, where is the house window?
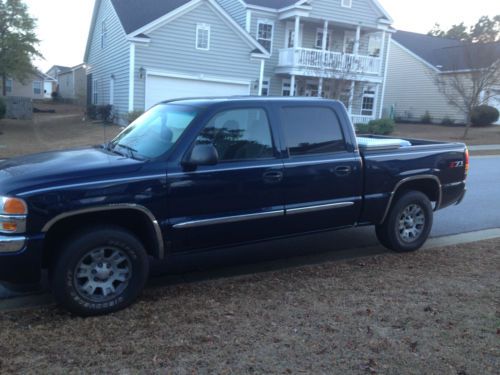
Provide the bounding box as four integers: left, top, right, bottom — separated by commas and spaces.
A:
261, 79, 270, 96
316, 29, 331, 49
287, 29, 295, 48
368, 34, 382, 57
33, 81, 42, 95
257, 20, 273, 53
5, 79, 13, 94
196, 24, 210, 50
361, 86, 376, 116
282, 79, 296, 97
344, 31, 356, 54
101, 20, 108, 49
342, 0, 352, 8
93, 79, 99, 105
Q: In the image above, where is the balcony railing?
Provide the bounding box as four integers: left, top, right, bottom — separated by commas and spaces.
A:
278, 48, 381, 75
351, 114, 375, 124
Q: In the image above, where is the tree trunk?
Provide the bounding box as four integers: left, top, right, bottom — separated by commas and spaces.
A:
462, 111, 472, 139
1, 74, 6, 97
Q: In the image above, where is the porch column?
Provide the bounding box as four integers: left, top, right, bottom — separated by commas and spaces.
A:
294, 16, 301, 48
258, 59, 265, 96
354, 25, 361, 55
348, 81, 355, 114
290, 75, 296, 96
318, 20, 329, 97
372, 83, 380, 119
379, 30, 387, 74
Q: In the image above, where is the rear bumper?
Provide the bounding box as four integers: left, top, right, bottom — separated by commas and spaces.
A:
0, 235, 43, 284
439, 181, 467, 209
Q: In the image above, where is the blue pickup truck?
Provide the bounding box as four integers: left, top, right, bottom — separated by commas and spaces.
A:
0, 98, 468, 315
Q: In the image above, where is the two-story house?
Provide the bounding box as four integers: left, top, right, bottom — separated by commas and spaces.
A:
85, 0, 394, 124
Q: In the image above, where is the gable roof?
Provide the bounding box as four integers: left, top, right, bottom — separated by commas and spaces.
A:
393, 30, 500, 72
46, 65, 72, 75
111, 0, 192, 34
243, 0, 300, 8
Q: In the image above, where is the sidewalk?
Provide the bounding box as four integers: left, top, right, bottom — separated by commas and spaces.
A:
468, 144, 500, 151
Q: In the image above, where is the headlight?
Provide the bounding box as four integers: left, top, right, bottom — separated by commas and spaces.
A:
0, 196, 28, 234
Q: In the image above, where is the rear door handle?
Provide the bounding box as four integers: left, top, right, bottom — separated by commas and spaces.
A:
334, 166, 352, 176
263, 170, 284, 184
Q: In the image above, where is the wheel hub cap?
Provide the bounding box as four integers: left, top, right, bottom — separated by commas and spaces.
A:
398, 204, 425, 243
74, 247, 132, 303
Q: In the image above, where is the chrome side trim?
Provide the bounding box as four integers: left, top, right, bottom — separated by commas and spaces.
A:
379, 175, 442, 224
0, 235, 26, 253
286, 202, 355, 215
285, 157, 361, 167
18, 174, 167, 197
41, 204, 166, 259
173, 210, 284, 229
0, 214, 27, 234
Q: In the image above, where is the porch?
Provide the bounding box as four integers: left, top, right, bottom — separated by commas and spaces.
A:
279, 76, 380, 124
278, 48, 381, 75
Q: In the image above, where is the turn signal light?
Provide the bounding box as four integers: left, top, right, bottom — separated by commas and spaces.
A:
2, 197, 28, 215
1, 222, 17, 232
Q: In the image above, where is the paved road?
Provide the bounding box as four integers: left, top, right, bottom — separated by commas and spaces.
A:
1, 156, 498, 299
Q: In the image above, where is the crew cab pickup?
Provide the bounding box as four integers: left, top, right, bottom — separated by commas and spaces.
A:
0, 98, 468, 316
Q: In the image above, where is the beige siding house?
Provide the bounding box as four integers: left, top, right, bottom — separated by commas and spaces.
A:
384, 31, 500, 124
57, 64, 88, 105
1, 71, 56, 100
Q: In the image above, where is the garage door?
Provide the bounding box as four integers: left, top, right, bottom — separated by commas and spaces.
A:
145, 75, 250, 109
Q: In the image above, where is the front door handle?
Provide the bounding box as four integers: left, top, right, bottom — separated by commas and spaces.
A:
263, 170, 284, 184
334, 166, 352, 177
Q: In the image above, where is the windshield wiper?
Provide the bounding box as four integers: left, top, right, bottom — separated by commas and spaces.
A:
116, 144, 148, 161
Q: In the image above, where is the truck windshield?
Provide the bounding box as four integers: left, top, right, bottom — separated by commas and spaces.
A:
109, 104, 198, 160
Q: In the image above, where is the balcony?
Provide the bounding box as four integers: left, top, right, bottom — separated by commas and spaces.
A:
278, 48, 382, 76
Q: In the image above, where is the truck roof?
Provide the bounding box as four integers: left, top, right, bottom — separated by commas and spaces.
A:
162, 96, 338, 107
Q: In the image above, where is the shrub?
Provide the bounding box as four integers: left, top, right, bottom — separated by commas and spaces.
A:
51, 91, 60, 101
355, 123, 371, 134
97, 104, 113, 123
367, 118, 395, 135
441, 117, 455, 126
87, 105, 113, 122
126, 110, 144, 124
0, 97, 5, 120
421, 111, 432, 124
471, 105, 499, 126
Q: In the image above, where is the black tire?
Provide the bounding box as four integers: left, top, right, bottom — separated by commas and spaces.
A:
375, 190, 433, 252
51, 226, 149, 316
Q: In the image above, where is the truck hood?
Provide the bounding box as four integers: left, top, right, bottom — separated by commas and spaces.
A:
0, 146, 144, 196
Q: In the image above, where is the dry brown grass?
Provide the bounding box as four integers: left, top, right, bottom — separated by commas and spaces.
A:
0, 239, 498, 374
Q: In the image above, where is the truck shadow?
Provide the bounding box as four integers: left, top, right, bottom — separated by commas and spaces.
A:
148, 226, 384, 288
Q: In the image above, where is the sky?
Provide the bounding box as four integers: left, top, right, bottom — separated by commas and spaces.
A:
24, 0, 500, 72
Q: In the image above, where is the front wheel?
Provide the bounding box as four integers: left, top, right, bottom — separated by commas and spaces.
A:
376, 191, 433, 252
51, 226, 149, 316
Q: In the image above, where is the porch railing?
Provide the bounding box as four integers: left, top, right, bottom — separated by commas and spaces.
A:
278, 48, 381, 75
351, 114, 375, 124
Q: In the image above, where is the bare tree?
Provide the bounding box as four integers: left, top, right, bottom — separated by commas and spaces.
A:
434, 42, 500, 138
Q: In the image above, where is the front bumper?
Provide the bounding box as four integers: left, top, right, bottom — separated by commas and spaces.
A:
0, 235, 26, 253
0, 235, 43, 284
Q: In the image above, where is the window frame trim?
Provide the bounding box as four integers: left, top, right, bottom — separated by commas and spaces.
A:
195, 23, 211, 51
5, 78, 13, 93
33, 80, 42, 95
101, 19, 108, 49
341, 0, 353, 8
93, 79, 99, 105
257, 19, 274, 54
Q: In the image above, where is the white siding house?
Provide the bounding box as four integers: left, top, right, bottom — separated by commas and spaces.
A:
85, 0, 394, 125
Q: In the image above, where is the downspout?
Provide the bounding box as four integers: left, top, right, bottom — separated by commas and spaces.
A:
128, 42, 135, 112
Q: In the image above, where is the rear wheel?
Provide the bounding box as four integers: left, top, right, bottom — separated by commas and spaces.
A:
375, 191, 433, 252
51, 226, 149, 316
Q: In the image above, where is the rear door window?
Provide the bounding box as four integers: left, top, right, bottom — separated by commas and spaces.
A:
280, 106, 346, 156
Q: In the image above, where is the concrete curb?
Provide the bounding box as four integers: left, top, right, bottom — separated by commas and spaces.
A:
1, 228, 499, 313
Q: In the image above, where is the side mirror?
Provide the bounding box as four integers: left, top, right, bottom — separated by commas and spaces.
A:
183, 144, 219, 169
